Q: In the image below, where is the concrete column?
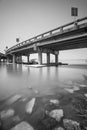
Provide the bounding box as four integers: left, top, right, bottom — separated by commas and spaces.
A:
47, 52, 50, 65
27, 54, 30, 63
17, 56, 22, 63
55, 51, 59, 65
38, 51, 42, 65
13, 54, 16, 63
7, 57, 10, 63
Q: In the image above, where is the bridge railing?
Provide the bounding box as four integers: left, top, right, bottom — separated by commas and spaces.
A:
6, 16, 87, 53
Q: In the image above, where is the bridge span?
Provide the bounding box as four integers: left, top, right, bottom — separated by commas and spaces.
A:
6, 17, 87, 65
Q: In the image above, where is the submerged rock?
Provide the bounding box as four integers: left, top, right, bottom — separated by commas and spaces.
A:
63, 119, 81, 130
11, 121, 34, 130
65, 86, 80, 94
0, 109, 15, 119
25, 98, 36, 114
65, 88, 74, 93
49, 109, 63, 122
6, 95, 22, 105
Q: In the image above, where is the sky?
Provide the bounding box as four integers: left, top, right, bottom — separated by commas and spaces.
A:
0, 0, 87, 61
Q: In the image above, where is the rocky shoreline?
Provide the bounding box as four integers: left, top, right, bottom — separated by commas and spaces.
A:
0, 84, 87, 130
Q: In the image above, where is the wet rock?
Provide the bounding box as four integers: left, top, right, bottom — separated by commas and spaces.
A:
73, 86, 80, 91
65, 88, 74, 93
49, 109, 63, 122
41, 116, 58, 130
65, 86, 80, 94
25, 98, 36, 114
1, 109, 15, 119
50, 99, 59, 105
79, 84, 87, 87
11, 121, 34, 130
63, 119, 81, 130
54, 127, 65, 130
84, 93, 87, 97
12, 115, 21, 123
6, 95, 22, 105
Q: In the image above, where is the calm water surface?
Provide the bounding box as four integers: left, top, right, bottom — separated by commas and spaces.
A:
0, 62, 87, 100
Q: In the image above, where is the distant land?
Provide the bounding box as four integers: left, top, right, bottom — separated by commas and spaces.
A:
60, 59, 87, 65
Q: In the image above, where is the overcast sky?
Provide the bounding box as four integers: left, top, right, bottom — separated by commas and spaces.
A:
0, 0, 87, 60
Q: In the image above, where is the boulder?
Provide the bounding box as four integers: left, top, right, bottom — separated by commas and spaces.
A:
1, 109, 15, 119
63, 119, 81, 130
11, 121, 34, 130
25, 98, 36, 114
49, 109, 63, 122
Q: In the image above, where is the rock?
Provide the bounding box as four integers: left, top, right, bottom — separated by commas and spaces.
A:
54, 127, 65, 130
63, 119, 81, 130
6, 95, 22, 105
64, 88, 74, 93
25, 98, 36, 114
42, 116, 58, 129
50, 99, 59, 105
11, 121, 34, 130
1, 109, 15, 119
84, 94, 87, 97
34, 89, 38, 94
73, 86, 80, 91
49, 109, 63, 122
12, 115, 21, 123
79, 84, 87, 87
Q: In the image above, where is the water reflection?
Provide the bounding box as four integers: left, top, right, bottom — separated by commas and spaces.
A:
0, 63, 87, 100
6, 63, 22, 75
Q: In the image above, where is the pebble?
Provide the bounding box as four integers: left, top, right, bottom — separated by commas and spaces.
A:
25, 98, 36, 114
49, 109, 63, 122
0, 109, 15, 119
63, 119, 81, 130
11, 121, 34, 130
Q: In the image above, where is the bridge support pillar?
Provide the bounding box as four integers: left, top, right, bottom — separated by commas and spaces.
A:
38, 51, 42, 65
27, 54, 30, 64
13, 54, 16, 63
55, 51, 59, 65
47, 52, 50, 65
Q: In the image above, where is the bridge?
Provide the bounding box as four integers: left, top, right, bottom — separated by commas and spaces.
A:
0, 52, 6, 62
6, 17, 87, 65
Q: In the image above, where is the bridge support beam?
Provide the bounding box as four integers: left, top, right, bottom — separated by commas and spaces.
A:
38, 51, 42, 65
47, 52, 50, 65
55, 51, 59, 65
27, 54, 30, 64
